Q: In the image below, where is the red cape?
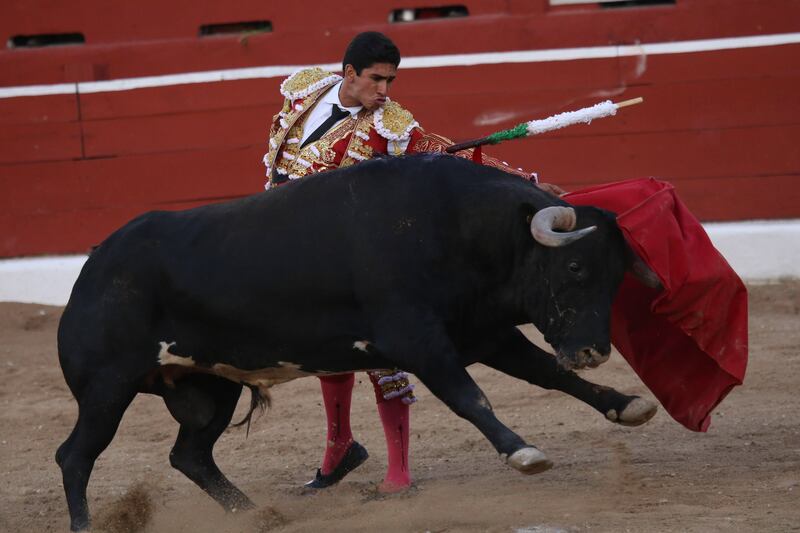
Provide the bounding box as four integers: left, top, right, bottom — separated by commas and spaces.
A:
564, 178, 748, 432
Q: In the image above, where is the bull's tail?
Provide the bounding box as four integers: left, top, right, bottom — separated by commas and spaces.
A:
230, 383, 270, 437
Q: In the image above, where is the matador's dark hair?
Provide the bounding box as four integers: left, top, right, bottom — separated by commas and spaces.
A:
342, 31, 401, 75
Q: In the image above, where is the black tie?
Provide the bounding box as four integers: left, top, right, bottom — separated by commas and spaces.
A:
301, 105, 350, 148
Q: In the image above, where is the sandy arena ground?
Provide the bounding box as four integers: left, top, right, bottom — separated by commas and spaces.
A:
1, 281, 798, 533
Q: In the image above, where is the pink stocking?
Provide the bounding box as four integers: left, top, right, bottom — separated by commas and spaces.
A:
370, 374, 412, 492
318, 374, 355, 475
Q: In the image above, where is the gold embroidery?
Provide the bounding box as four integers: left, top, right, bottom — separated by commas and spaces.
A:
285, 112, 357, 175
339, 110, 375, 168
324, 114, 358, 142
309, 138, 338, 166
375, 101, 416, 140
411, 131, 453, 153
481, 156, 530, 178
266, 70, 340, 175
280, 68, 340, 100
266, 85, 330, 172
411, 132, 529, 178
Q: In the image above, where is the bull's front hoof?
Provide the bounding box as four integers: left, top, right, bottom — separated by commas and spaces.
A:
70, 516, 90, 532
504, 447, 553, 475
606, 397, 658, 427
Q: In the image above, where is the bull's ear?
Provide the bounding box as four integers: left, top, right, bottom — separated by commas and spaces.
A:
518, 205, 538, 250
521, 203, 536, 231
626, 245, 662, 290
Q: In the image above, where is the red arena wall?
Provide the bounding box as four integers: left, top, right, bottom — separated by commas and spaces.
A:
1, 0, 799, 256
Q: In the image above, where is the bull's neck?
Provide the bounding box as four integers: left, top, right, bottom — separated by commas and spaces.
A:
476, 286, 530, 328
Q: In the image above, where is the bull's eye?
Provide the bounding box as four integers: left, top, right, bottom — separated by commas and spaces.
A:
568, 261, 582, 274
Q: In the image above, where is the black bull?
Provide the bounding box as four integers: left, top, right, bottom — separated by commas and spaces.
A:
56, 154, 656, 531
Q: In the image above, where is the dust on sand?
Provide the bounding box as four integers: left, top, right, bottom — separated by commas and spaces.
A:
1, 282, 798, 532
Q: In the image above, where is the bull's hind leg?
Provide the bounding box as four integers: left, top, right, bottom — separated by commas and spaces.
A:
472, 327, 657, 426
163, 374, 254, 511
56, 376, 139, 531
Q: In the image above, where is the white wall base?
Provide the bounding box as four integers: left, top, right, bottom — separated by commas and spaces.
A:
0, 255, 89, 305
703, 220, 800, 282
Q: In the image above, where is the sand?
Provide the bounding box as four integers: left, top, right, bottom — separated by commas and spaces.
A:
1, 281, 798, 532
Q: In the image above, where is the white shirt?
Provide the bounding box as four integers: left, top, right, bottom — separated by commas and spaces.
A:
299, 81, 362, 145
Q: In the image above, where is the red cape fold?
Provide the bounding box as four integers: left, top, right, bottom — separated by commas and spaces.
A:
564, 178, 748, 432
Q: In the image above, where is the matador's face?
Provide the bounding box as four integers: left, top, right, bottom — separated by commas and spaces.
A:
342, 62, 397, 111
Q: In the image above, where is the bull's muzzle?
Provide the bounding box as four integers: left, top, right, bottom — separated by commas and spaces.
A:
555, 345, 610, 371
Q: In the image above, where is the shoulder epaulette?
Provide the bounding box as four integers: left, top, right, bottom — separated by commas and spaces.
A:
279, 67, 342, 101
374, 100, 419, 141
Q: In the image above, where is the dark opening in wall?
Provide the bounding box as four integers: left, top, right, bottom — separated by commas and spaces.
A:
8, 33, 85, 49
600, 0, 675, 8
390, 5, 469, 23
199, 20, 272, 37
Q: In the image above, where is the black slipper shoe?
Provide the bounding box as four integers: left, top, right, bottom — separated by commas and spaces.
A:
304, 441, 369, 489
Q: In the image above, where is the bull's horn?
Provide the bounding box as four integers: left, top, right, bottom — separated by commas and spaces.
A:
530, 206, 597, 247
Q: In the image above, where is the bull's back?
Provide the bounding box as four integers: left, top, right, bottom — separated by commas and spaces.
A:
57, 155, 540, 375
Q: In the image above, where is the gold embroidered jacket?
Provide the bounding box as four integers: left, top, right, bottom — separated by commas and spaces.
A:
262, 67, 529, 188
